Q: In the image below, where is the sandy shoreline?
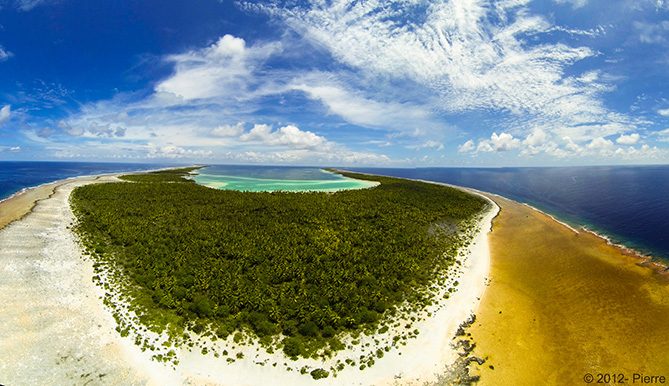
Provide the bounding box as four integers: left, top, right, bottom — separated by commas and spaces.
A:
0, 171, 498, 385
0, 175, 170, 385
0, 181, 60, 231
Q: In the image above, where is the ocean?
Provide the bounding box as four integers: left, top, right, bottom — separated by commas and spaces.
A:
0, 161, 167, 201
351, 166, 669, 263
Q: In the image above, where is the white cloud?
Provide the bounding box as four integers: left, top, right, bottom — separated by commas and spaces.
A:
553, 0, 588, 9
211, 122, 246, 137
147, 144, 213, 159
15, 0, 50, 11
519, 128, 561, 156
616, 133, 640, 145
0, 47, 13, 62
523, 128, 549, 147
658, 108, 669, 117
155, 34, 281, 100
458, 140, 475, 153
289, 75, 439, 134
0, 145, 21, 153
633, 21, 669, 44
586, 137, 615, 152
240, 124, 327, 149
656, 128, 669, 142
250, 0, 640, 159
408, 140, 445, 151
0, 105, 11, 125
256, 1, 601, 117
612, 144, 664, 159
476, 132, 521, 152
58, 120, 126, 138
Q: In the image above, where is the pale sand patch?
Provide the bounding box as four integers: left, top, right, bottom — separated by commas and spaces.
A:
0, 177, 172, 386
0, 175, 498, 385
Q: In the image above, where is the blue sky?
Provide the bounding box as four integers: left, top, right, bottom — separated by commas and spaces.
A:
1, 0, 669, 166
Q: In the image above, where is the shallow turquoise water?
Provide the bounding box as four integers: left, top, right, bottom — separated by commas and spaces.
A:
193, 166, 378, 192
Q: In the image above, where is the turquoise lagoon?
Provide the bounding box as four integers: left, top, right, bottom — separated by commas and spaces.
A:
192, 165, 378, 192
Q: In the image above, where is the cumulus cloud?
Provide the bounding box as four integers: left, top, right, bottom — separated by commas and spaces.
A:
616, 133, 640, 145
211, 122, 246, 137
586, 137, 615, 152
458, 140, 475, 153
240, 124, 327, 149
476, 132, 521, 152
0, 105, 11, 125
155, 34, 281, 100
658, 108, 669, 117
523, 129, 550, 147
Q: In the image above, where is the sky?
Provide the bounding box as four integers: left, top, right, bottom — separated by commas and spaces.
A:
1, 0, 669, 167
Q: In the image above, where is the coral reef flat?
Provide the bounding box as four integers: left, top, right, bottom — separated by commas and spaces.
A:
470, 194, 669, 385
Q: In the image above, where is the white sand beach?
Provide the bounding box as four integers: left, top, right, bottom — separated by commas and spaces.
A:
0, 175, 498, 385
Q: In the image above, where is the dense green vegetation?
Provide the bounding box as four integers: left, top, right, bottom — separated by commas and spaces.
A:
71, 167, 486, 362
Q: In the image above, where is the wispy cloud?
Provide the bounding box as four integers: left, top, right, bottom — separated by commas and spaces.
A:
14, 0, 55, 11
553, 0, 589, 9
247, 0, 642, 159
0, 145, 21, 153
658, 108, 669, 116
407, 140, 445, 151
18, 0, 667, 164
633, 20, 669, 44
0, 105, 11, 125
0, 46, 13, 62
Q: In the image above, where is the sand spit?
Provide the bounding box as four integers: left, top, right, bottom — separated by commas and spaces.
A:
0, 174, 498, 385
0, 181, 60, 230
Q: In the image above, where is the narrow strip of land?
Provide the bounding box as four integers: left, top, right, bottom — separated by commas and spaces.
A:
0, 182, 60, 230
0, 176, 168, 384
471, 195, 669, 385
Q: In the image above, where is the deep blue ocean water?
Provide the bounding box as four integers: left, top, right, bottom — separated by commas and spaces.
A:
352, 166, 669, 263
0, 161, 168, 200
